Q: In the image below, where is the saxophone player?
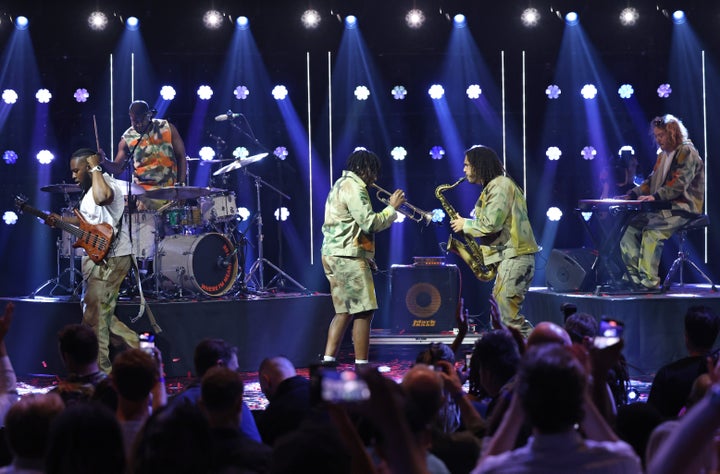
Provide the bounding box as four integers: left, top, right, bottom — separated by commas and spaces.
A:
320, 148, 406, 367
449, 145, 538, 337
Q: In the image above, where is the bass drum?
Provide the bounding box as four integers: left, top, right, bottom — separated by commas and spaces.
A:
157, 233, 238, 297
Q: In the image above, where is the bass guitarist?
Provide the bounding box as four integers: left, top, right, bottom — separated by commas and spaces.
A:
46, 148, 139, 373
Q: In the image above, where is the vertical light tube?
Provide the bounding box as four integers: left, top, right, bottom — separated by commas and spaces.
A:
522, 51, 527, 196
110, 54, 114, 159
307, 52, 314, 264
702, 50, 708, 262
501, 50, 507, 169
328, 51, 333, 186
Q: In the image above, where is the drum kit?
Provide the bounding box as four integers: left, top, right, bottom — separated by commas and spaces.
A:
36, 151, 307, 299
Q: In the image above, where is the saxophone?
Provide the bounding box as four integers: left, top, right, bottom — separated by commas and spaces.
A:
435, 177, 497, 282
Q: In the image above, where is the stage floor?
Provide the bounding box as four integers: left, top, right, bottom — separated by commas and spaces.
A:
524, 283, 720, 377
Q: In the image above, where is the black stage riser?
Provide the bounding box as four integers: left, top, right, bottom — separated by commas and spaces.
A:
523, 285, 720, 377
1, 296, 333, 377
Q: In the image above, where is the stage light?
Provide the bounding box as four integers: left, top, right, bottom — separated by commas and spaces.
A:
618, 84, 634, 99
234, 85, 250, 99
672, 10, 686, 24
580, 84, 597, 99
203, 10, 223, 29
354, 85, 370, 100
36, 150, 55, 165
429, 146, 445, 160
237, 207, 251, 221
546, 147, 562, 161
405, 9, 425, 29
545, 84, 561, 99
273, 146, 288, 160
15, 16, 28, 30
619, 7, 639, 26
391, 147, 407, 161
74, 88, 89, 103
2, 89, 18, 105
197, 85, 213, 100
236, 16, 249, 30
301, 9, 321, 29
626, 388, 640, 402
125, 16, 139, 30
345, 15, 357, 29
35, 89, 52, 104
3, 211, 18, 226
657, 83, 672, 98
160, 85, 176, 100
565, 11, 578, 25
232, 147, 249, 159
274, 207, 290, 222
466, 84, 482, 99
431, 209, 446, 223
581, 146, 597, 160
546, 207, 563, 222
428, 84, 445, 100
453, 14, 466, 28
581, 212, 592, 222
272, 85, 288, 100
199, 147, 216, 161
3, 151, 18, 165
618, 145, 635, 157
521, 8, 540, 27
88, 11, 108, 31
391, 86, 407, 100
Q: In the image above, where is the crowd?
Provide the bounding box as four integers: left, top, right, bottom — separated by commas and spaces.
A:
0, 299, 718, 474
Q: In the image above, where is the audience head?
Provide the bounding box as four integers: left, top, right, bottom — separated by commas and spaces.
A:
57, 324, 99, 370
564, 312, 599, 345
468, 329, 521, 397
258, 355, 297, 399
193, 338, 238, 377
201, 366, 244, 417
111, 348, 158, 402
401, 364, 445, 432
517, 344, 586, 434
132, 404, 211, 474
4, 393, 64, 461
526, 321, 572, 348
684, 305, 720, 353
415, 342, 456, 365
45, 401, 125, 474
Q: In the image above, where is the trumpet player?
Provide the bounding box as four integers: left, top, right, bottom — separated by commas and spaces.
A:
450, 145, 538, 337
321, 147, 406, 367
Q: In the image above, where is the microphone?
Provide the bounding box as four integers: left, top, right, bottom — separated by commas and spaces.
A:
215, 111, 242, 122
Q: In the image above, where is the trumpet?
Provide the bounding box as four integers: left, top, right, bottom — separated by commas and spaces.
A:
371, 183, 433, 226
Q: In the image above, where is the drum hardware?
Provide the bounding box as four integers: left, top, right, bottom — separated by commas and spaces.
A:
30, 237, 83, 299
143, 186, 223, 201
240, 168, 308, 294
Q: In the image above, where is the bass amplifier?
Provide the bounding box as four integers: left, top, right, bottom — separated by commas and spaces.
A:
388, 264, 459, 334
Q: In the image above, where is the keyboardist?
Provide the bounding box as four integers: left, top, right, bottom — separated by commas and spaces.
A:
615, 114, 704, 290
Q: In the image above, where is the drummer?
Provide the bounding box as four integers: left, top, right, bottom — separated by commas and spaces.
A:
99, 100, 187, 210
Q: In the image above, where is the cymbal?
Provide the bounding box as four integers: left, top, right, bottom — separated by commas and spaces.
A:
40, 183, 82, 193
143, 186, 225, 200
186, 157, 234, 163
213, 152, 269, 176
114, 180, 147, 196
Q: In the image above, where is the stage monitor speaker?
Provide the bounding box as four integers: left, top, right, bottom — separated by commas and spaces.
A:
546, 248, 596, 292
388, 264, 459, 334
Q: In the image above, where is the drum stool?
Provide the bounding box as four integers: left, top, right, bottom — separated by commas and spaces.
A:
662, 214, 716, 292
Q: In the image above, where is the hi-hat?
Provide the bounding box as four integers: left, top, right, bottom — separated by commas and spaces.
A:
213, 152, 269, 176
115, 180, 147, 195
40, 183, 82, 193
144, 186, 224, 200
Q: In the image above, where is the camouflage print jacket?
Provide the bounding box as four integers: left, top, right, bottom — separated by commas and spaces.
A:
321, 170, 397, 259
122, 119, 178, 189
462, 175, 539, 265
628, 140, 705, 217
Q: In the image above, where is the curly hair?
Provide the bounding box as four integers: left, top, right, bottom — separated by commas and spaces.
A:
651, 114, 689, 150
345, 147, 381, 183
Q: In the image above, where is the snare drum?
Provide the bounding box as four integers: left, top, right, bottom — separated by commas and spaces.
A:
198, 192, 237, 224
157, 233, 238, 297
165, 205, 202, 231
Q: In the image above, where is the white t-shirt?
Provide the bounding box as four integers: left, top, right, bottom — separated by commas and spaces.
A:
78, 174, 132, 257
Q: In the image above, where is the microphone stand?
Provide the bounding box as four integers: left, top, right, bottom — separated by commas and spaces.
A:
242, 168, 308, 294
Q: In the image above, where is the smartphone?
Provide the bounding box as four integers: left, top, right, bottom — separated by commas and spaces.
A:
593, 318, 624, 349
320, 369, 370, 403
464, 351, 473, 369
139, 332, 155, 354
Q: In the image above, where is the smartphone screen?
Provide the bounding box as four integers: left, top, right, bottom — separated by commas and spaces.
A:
139, 332, 155, 354
593, 319, 623, 349
320, 370, 370, 403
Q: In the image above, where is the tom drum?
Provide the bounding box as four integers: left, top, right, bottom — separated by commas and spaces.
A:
157, 233, 238, 297
198, 192, 237, 224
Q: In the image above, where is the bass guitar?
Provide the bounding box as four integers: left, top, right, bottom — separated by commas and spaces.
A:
14, 195, 114, 264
